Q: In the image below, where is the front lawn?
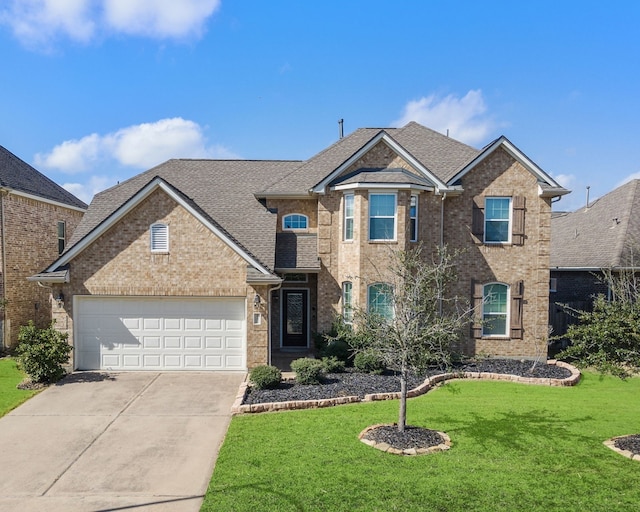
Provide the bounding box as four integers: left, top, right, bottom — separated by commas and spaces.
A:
203, 373, 640, 511
0, 357, 39, 416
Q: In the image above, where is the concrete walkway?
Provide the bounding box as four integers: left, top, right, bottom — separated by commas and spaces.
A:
0, 371, 245, 512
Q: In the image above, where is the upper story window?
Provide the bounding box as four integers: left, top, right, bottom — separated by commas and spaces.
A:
342, 281, 353, 323
150, 223, 169, 252
473, 196, 525, 245
344, 194, 354, 241
410, 195, 418, 242
482, 283, 509, 336
283, 214, 308, 230
369, 193, 396, 241
368, 282, 394, 321
485, 197, 511, 243
57, 221, 66, 254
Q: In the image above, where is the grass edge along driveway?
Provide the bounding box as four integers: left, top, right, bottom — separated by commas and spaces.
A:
0, 358, 40, 417
203, 372, 640, 512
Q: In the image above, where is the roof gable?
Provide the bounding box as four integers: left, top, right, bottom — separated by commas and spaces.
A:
311, 130, 450, 194
47, 177, 274, 275
0, 145, 87, 210
448, 136, 569, 197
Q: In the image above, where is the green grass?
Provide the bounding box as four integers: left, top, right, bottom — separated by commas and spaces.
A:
203, 373, 640, 512
0, 357, 39, 416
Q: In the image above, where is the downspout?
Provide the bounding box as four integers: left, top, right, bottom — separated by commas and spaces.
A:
438, 192, 447, 316
267, 281, 283, 366
0, 189, 7, 350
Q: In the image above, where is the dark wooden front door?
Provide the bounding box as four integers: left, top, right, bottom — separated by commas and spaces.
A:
282, 289, 308, 347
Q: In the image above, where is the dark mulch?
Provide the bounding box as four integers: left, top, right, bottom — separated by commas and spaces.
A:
244, 359, 574, 453
614, 434, 640, 456
362, 425, 445, 451
243, 359, 572, 406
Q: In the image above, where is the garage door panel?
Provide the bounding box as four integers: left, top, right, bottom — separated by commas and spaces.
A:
76, 298, 246, 371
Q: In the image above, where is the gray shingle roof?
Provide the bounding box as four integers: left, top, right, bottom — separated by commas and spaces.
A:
330, 167, 433, 187
390, 122, 480, 183
67, 159, 301, 272
275, 233, 320, 270
551, 180, 640, 268
0, 145, 87, 209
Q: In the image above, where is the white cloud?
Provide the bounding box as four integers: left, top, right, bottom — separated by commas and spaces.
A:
0, 0, 220, 49
63, 175, 112, 204
393, 90, 495, 146
104, 0, 221, 39
36, 117, 239, 173
0, 0, 95, 49
553, 173, 576, 190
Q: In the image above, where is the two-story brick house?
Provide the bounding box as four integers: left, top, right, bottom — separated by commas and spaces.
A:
31, 122, 568, 371
0, 145, 87, 349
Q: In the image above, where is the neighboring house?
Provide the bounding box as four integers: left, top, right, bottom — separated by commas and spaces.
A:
0, 145, 87, 349
550, 179, 640, 339
31, 122, 568, 371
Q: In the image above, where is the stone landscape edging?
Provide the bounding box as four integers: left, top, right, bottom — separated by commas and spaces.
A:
603, 436, 640, 461
358, 423, 452, 456
231, 360, 581, 415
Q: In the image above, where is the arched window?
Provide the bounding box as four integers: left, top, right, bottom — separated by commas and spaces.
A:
282, 214, 308, 230
150, 223, 169, 252
367, 283, 394, 320
482, 283, 509, 336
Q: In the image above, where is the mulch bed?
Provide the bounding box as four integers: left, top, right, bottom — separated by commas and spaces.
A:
361, 424, 445, 451
614, 434, 640, 456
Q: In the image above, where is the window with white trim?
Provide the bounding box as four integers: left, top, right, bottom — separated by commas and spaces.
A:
342, 281, 353, 323
369, 193, 396, 241
482, 283, 509, 336
410, 194, 418, 242
57, 221, 66, 254
150, 223, 169, 252
368, 283, 394, 320
283, 214, 308, 230
344, 194, 354, 241
484, 197, 511, 243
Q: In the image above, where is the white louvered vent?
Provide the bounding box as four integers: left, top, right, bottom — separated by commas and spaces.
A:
150, 223, 169, 252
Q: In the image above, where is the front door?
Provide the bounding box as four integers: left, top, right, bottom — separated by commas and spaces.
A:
281, 289, 308, 348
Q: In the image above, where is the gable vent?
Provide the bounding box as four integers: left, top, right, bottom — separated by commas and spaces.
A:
150, 223, 169, 252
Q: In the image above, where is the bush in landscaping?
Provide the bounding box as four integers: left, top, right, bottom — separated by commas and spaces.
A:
290, 358, 325, 385
314, 317, 354, 365
249, 365, 282, 389
321, 356, 345, 373
16, 321, 72, 384
354, 351, 385, 375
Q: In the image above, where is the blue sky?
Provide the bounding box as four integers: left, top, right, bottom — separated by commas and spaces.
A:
1, 1, 639, 210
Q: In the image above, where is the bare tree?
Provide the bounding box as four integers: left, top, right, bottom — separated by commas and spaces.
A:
346, 244, 474, 433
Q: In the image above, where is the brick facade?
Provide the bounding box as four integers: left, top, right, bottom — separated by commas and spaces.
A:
1, 192, 83, 347
52, 189, 269, 368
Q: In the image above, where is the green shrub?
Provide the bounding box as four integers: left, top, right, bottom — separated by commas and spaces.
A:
249, 365, 282, 389
315, 317, 354, 364
353, 352, 385, 375
321, 356, 345, 373
290, 358, 325, 385
16, 321, 72, 384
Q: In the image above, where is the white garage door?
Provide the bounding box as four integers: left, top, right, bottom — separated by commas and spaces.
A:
75, 297, 246, 371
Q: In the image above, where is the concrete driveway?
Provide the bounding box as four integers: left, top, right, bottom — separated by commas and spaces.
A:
0, 371, 245, 512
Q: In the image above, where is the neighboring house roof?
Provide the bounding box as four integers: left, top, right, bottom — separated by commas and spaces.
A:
551, 179, 640, 269
0, 145, 87, 210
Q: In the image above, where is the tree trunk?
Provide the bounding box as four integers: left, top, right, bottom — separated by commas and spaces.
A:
398, 369, 407, 432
